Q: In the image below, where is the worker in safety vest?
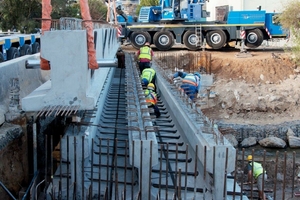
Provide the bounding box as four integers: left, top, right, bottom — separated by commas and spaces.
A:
246, 155, 267, 200
145, 83, 161, 118
141, 68, 156, 87
173, 71, 201, 101
136, 42, 154, 73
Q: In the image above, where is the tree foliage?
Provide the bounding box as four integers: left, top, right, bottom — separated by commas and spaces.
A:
277, 0, 300, 64
51, 0, 81, 19
0, 0, 107, 33
87, 0, 107, 21
0, 0, 41, 33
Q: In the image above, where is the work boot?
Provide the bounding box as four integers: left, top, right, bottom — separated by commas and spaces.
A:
155, 111, 161, 118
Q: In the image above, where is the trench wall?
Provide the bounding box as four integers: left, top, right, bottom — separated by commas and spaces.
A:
0, 54, 50, 199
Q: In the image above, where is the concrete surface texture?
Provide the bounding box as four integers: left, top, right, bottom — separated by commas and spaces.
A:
152, 61, 237, 200
22, 28, 120, 111
0, 54, 50, 124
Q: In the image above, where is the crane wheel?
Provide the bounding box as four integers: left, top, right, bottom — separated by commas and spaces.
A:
130, 31, 151, 49
206, 30, 227, 49
153, 31, 174, 51
183, 30, 203, 50
245, 29, 264, 48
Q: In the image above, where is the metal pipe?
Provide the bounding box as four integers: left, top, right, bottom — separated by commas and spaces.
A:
0, 181, 17, 200
262, 150, 266, 199
26, 58, 118, 69
98, 138, 102, 200
22, 171, 39, 200
67, 136, 70, 200
194, 145, 198, 199
140, 140, 143, 200
223, 148, 228, 199
292, 151, 296, 197
33, 123, 37, 173
82, 136, 85, 199
232, 148, 238, 200
282, 151, 287, 200
91, 138, 94, 197
159, 144, 163, 198
148, 140, 152, 200
240, 148, 245, 200
35, 179, 45, 200
25, 59, 42, 69
273, 151, 279, 200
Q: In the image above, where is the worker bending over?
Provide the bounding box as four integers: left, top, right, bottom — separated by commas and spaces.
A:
173, 71, 201, 100
136, 42, 154, 73
145, 83, 161, 118
141, 68, 156, 87
246, 155, 268, 200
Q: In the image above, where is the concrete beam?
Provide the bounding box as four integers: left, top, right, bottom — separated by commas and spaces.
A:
22, 28, 120, 112
152, 61, 236, 200
0, 54, 50, 124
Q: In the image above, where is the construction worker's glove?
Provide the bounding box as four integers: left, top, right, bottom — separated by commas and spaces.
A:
167, 74, 174, 80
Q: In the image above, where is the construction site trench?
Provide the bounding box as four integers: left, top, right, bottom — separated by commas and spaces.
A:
145, 45, 300, 195
1, 44, 300, 199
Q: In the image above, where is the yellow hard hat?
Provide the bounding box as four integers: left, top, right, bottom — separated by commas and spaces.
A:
247, 155, 252, 161
147, 83, 155, 90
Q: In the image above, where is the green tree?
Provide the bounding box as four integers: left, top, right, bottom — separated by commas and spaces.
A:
277, 0, 300, 64
136, 0, 159, 16
88, 0, 107, 21
0, 0, 107, 32
51, 0, 82, 19
0, 0, 41, 33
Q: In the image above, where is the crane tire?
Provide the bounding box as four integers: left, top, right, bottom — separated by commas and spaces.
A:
245, 28, 264, 48
183, 30, 203, 50
206, 30, 227, 49
130, 31, 151, 49
153, 31, 174, 51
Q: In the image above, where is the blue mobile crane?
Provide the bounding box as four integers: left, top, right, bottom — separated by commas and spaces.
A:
118, 0, 286, 50
0, 33, 40, 63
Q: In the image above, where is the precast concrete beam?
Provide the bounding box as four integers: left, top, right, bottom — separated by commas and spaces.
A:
152, 61, 236, 200
0, 54, 50, 123
152, 61, 236, 171
125, 53, 158, 200
22, 30, 115, 111
94, 28, 120, 65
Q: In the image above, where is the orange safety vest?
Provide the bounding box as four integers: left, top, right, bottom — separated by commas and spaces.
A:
145, 89, 157, 105
182, 73, 198, 86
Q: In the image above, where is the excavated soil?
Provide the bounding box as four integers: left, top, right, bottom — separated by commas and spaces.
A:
200, 49, 299, 126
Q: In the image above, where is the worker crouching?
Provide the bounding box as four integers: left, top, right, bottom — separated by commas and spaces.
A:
173, 71, 201, 101
145, 83, 161, 118
141, 68, 156, 89
136, 42, 154, 73
246, 155, 268, 200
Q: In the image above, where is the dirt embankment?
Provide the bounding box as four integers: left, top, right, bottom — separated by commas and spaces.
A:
201, 49, 299, 126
